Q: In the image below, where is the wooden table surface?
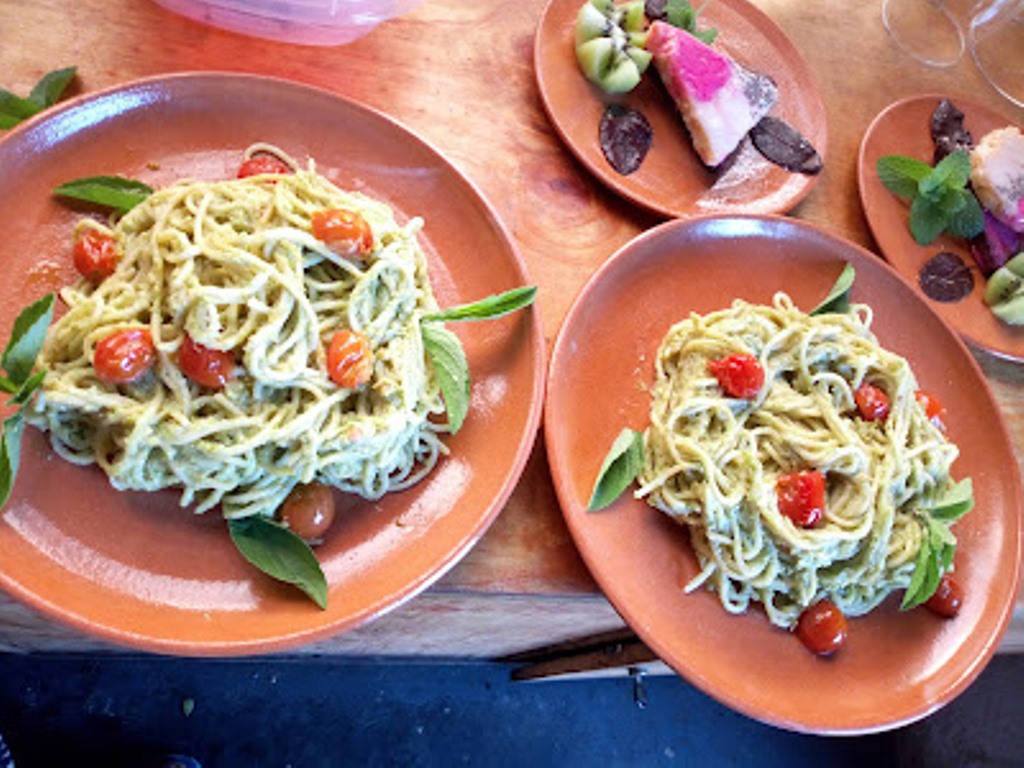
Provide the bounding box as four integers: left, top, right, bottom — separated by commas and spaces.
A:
0, 0, 1021, 656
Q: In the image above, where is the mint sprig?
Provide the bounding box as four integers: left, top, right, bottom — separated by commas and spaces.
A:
420, 286, 537, 435
659, 0, 717, 43
0, 67, 76, 130
901, 478, 974, 610
0, 294, 55, 509
877, 151, 985, 246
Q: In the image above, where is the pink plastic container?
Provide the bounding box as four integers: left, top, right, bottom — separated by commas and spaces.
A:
152, 0, 424, 46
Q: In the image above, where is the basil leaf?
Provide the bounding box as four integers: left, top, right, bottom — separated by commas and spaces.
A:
53, 175, 153, 213
877, 155, 932, 199
0, 113, 24, 130
588, 428, 644, 511
930, 478, 974, 523
228, 516, 327, 609
1, 294, 54, 386
423, 286, 537, 323
901, 533, 932, 610
0, 90, 39, 123
421, 322, 470, 434
27, 66, 76, 110
10, 369, 47, 407
0, 412, 25, 510
809, 262, 855, 316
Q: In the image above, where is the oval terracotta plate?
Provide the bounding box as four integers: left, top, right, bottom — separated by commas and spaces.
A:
858, 95, 1023, 361
534, 0, 828, 218
545, 215, 1021, 734
0, 73, 545, 655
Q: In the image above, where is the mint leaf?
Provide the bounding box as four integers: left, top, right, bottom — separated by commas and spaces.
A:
589, 428, 644, 511
946, 191, 985, 240
877, 155, 932, 199
1, 294, 54, 386
931, 150, 972, 190
423, 286, 537, 323
228, 516, 327, 609
809, 263, 855, 316
0, 412, 25, 510
662, 0, 717, 43
421, 322, 470, 434
27, 66, 76, 110
908, 195, 947, 245
930, 478, 974, 523
54, 175, 153, 214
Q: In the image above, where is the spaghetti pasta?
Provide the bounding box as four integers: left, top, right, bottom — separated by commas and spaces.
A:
637, 293, 962, 628
27, 149, 447, 520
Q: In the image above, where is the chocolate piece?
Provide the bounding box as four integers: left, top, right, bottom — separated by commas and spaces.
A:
918, 251, 975, 302
749, 116, 822, 175
599, 104, 654, 176
930, 98, 973, 164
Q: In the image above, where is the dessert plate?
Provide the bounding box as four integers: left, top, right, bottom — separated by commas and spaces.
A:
0, 73, 545, 655
858, 94, 1023, 361
545, 215, 1021, 734
534, 0, 828, 218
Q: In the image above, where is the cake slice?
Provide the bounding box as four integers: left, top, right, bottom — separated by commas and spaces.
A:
970, 127, 1024, 234
646, 20, 778, 168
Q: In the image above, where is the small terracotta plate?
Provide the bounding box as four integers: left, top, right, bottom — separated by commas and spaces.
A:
545, 215, 1021, 734
534, 0, 827, 218
0, 73, 545, 655
858, 95, 1023, 361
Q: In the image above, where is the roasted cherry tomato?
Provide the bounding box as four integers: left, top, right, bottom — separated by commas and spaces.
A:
925, 573, 963, 619
915, 390, 947, 430
311, 208, 373, 257
794, 598, 848, 656
278, 483, 336, 542
236, 154, 292, 179
854, 382, 890, 422
777, 470, 826, 528
707, 353, 764, 399
327, 329, 372, 389
73, 230, 118, 282
179, 334, 235, 389
94, 328, 156, 384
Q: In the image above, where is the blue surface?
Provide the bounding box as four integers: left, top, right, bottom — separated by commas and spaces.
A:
0, 652, 1021, 766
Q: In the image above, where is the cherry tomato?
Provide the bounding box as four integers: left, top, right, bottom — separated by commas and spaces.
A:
94, 328, 156, 384
854, 382, 890, 422
73, 230, 118, 282
236, 154, 292, 179
327, 329, 372, 389
925, 573, 963, 619
915, 390, 947, 430
311, 208, 373, 257
794, 599, 848, 656
707, 353, 764, 399
277, 483, 336, 542
178, 334, 235, 389
777, 470, 826, 528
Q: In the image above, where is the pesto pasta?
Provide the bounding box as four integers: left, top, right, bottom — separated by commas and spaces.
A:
637, 293, 961, 628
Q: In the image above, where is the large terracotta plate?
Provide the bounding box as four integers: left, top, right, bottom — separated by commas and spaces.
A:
545, 215, 1021, 734
534, 0, 827, 218
0, 73, 545, 655
858, 95, 1023, 361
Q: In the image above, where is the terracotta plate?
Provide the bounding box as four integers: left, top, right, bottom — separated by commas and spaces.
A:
534, 0, 827, 218
858, 95, 1023, 361
545, 215, 1021, 734
0, 73, 545, 655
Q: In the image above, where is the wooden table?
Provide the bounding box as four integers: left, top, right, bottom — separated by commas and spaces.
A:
0, 0, 1021, 658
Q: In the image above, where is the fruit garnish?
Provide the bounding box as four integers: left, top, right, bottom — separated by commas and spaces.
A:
574, 0, 652, 94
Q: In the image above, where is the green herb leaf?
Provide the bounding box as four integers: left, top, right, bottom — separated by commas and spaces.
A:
908, 195, 947, 245
0, 90, 39, 124
877, 155, 932, 199
809, 263, 855, 316
10, 369, 47, 407
930, 478, 974, 523
663, 0, 717, 42
1, 293, 54, 387
588, 428, 644, 511
423, 286, 537, 323
929, 150, 972, 191
27, 66, 76, 110
53, 175, 153, 214
945, 191, 985, 240
421, 322, 470, 434
228, 516, 328, 609
0, 412, 25, 511
901, 535, 932, 610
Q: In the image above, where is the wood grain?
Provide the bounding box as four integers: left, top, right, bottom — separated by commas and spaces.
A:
0, 0, 1021, 656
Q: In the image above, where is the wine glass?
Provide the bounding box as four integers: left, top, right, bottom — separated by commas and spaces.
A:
882, 0, 965, 67
968, 0, 1024, 107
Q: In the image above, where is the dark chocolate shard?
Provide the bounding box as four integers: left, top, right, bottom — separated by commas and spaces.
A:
918, 251, 975, 302
749, 116, 822, 175
599, 104, 653, 176
930, 98, 973, 164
